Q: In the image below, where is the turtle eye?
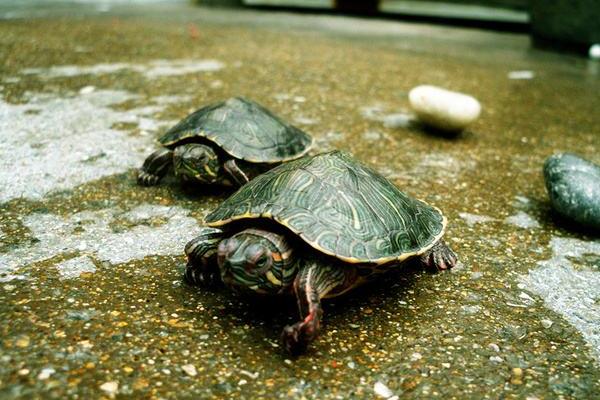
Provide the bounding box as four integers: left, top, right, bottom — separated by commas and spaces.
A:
245, 247, 272, 274
255, 254, 268, 268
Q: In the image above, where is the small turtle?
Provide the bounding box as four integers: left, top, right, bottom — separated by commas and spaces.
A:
184, 151, 457, 354
137, 97, 313, 187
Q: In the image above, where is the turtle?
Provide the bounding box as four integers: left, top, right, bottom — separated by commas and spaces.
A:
184, 150, 457, 354
137, 97, 313, 188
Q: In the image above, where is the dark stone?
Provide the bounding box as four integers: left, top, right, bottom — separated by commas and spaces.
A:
544, 153, 600, 231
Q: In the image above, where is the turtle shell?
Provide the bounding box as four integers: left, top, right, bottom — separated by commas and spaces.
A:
205, 151, 447, 265
159, 97, 313, 163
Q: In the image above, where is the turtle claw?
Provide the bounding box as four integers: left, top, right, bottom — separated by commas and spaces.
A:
420, 241, 457, 271
184, 263, 221, 287
281, 322, 314, 355
137, 170, 160, 186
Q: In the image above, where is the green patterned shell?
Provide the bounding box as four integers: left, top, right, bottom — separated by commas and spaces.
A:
160, 97, 312, 163
205, 151, 447, 265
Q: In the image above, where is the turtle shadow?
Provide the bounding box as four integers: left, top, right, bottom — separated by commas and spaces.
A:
540, 204, 600, 239
168, 178, 236, 202
211, 260, 435, 357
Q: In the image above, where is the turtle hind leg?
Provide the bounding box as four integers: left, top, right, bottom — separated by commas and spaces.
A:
138, 148, 173, 186
184, 228, 224, 287
281, 259, 349, 355
419, 240, 457, 271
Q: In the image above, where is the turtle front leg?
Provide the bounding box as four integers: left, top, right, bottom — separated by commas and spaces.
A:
138, 148, 173, 186
223, 159, 250, 187
184, 227, 224, 287
282, 259, 348, 355
419, 240, 457, 271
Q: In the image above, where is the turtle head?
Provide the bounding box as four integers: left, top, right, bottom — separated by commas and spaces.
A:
173, 143, 220, 184
217, 229, 297, 294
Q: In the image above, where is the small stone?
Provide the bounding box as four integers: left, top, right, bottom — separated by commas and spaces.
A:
508, 70, 535, 80
519, 292, 536, 303
79, 85, 95, 95
18, 369, 30, 376
511, 367, 524, 384
100, 381, 119, 396
240, 370, 259, 379
132, 378, 149, 390
181, 364, 197, 377
37, 367, 56, 380
238, 379, 248, 386
410, 352, 422, 361
409, 85, 481, 132
541, 319, 553, 329
374, 381, 394, 398
441, 363, 451, 368
543, 153, 600, 230
489, 356, 503, 363
461, 305, 481, 315
15, 336, 30, 348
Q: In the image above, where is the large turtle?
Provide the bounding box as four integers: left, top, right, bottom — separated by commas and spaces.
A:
184, 151, 457, 353
137, 97, 313, 187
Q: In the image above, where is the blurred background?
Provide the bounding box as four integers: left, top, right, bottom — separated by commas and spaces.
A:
201, 0, 599, 54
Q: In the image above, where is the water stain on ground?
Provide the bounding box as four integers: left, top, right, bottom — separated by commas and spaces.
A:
0, 2, 599, 399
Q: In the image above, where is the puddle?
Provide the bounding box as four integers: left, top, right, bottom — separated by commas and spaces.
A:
0, 204, 202, 281
0, 89, 179, 203
459, 212, 496, 226
522, 236, 600, 362
22, 59, 225, 79
504, 211, 541, 229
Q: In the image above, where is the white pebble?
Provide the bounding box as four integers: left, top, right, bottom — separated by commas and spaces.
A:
410, 352, 422, 361
541, 319, 554, 329
79, 85, 96, 95
589, 44, 600, 60
181, 364, 197, 377
37, 367, 56, 380
374, 381, 394, 398
99, 381, 118, 396
508, 70, 535, 80
409, 85, 481, 132
489, 355, 504, 363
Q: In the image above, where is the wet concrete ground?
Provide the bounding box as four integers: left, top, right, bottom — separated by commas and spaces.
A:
1, 1, 599, 399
